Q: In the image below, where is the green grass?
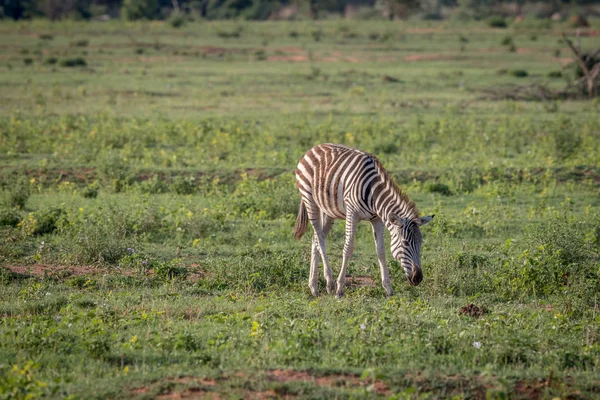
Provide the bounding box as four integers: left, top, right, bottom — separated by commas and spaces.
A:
1, 19, 600, 399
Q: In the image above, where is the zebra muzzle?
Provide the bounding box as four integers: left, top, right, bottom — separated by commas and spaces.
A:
407, 266, 423, 286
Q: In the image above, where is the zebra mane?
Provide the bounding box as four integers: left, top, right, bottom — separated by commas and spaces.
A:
371, 156, 420, 220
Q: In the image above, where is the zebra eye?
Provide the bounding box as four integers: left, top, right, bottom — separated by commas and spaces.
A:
402, 239, 409, 246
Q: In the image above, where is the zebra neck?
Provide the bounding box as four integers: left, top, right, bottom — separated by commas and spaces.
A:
373, 178, 418, 227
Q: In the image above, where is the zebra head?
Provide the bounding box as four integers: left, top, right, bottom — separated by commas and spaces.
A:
389, 214, 434, 286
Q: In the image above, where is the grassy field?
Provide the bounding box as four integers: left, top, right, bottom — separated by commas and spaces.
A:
1, 18, 600, 399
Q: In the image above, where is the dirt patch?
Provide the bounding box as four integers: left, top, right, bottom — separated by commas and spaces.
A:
267, 55, 308, 62
157, 388, 218, 400
268, 369, 391, 396
513, 378, 550, 399
5, 265, 99, 277
346, 276, 377, 288
403, 53, 456, 62
459, 304, 489, 318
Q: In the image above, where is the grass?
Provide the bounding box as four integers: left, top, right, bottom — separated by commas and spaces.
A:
0, 18, 599, 399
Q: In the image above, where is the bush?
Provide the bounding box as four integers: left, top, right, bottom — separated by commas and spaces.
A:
122, 0, 158, 20
171, 175, 196, 195
488, 15, 507, 28
20, 207, 66, 236
547, 70, 562, 78
71, 39, 89, 47
44, 57, 57, 65
23, 57, 33, 65
500, 35, 513, 46
59, 57, 87, 67
510, 69, 528, 78
81, 183, 99, 199
8, 177, 31, 209
58, 206, 137, 265
169, 11, 185, 28
0, 209, 22, 227
424, 182, 453, 196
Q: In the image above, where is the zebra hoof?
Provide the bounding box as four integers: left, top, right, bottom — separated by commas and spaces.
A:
335, 289, 345, 298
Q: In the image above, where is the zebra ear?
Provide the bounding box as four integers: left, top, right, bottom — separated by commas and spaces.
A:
418, 215, 435, 226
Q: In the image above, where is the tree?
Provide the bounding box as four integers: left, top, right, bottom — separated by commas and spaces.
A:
122, 0, 159, 20
377, 0, 422, 20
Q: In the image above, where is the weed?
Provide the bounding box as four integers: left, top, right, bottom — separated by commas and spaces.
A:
81, 182, 100, 199
510, 69, 528, 77
0, 209, 22, 227
20, 206, 66, 236
171, 175, 196, 195
71, 39, 89, 47
169, 11, 186, 28
500, 36, 513, 46
488, 16, 507, 28
59, 57, 87, 67
8, 176, 31, 209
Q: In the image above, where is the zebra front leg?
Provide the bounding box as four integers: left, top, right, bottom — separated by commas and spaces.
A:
336, 212, 358, 298
371, 218, 393, 296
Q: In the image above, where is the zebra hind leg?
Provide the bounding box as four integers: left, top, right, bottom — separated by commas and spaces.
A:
321, 215, 335, 295
336, 212, 358, 298
307, 207, 335, 296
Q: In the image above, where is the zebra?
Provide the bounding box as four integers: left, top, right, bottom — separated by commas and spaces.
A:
293, 143, 434, 297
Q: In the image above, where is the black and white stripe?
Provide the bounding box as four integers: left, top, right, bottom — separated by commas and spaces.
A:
294, 143, 433, 297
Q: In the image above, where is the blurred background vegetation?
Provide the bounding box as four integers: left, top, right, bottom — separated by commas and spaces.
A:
2, 0, 600, 22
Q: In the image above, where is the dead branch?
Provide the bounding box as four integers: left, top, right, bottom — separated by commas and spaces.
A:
562, 32, 598, 98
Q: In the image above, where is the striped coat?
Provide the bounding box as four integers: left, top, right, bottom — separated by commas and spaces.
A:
294, 143, 433, 297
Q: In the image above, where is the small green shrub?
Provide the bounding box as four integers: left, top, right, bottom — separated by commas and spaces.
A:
135, 48, 145, 54
547, 70, 562, 78
81, 183, 100, 199
488, 15, 507, 28
0, 209, 22, 227
38, 33, 53, 40
500, 36, 513, 46
154, 258, 188, 281
23, 57, 33, 65
458, 34, 469, 43
71, 39, 89, 47
289, 30, 299, 38
58, 206, 137, 265
254, 49, 267, 61
216, 26, 243, 38
8, 177, 31, 209
311, 29, 323, 42
122, 0, 158, 21
21, 207, 66, 236
510, 69, 528, 77
137, 175, 167, 194
171, 175, 196, 195
169, 11, 186, 28
424, 182, 453, 196
59, 57, 87, 67
0, 361, 48, 399
44, 57, 58, 65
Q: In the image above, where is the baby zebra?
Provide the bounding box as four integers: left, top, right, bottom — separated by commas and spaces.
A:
294, 143, 434, 297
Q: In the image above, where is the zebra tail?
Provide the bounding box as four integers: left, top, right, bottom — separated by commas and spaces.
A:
293, 201, 308, 240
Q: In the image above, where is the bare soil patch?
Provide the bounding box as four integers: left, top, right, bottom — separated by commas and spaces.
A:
346, 275, 377, 288
267, 55, 308, 62
459, 304, 489, 318
403, 53, 456, 62
5, 265, 98, 277
268, 369, 391, 396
